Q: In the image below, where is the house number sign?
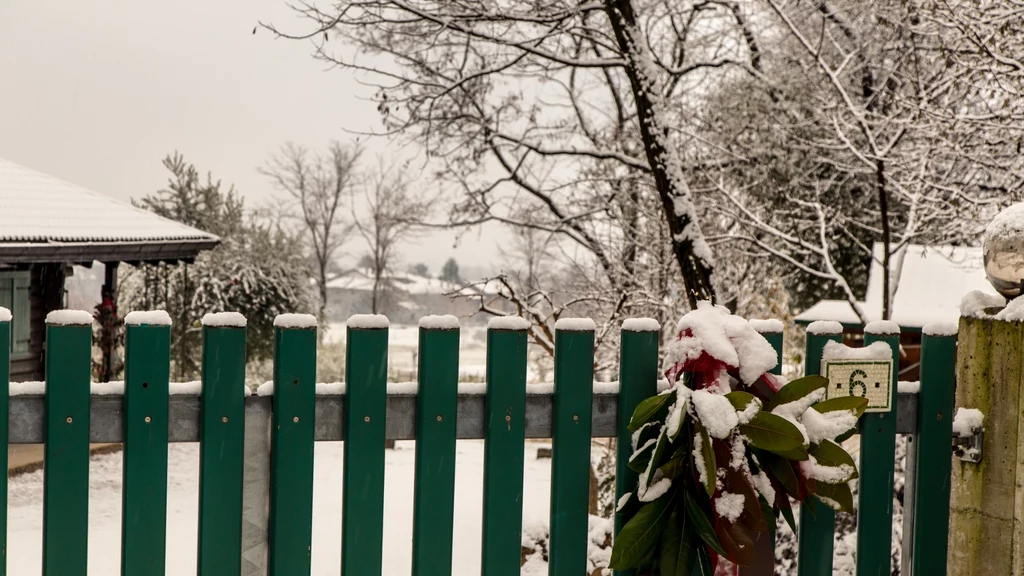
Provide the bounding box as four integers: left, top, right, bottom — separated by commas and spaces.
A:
821, 359, 894, 413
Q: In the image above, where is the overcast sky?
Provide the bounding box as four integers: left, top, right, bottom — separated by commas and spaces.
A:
0, 1, 503, 277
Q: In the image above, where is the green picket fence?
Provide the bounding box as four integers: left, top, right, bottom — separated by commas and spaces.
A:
0, 310, 955, 575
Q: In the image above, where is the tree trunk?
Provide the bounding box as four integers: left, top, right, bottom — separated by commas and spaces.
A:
605, 0, 716, 308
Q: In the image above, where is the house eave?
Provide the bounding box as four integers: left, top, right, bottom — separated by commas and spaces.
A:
0, 239, 220, 265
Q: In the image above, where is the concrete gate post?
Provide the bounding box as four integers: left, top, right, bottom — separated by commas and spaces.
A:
949, 314, 1024, 575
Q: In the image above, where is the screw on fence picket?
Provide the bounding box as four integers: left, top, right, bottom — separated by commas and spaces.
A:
796, 321, 842, 576
613, 319, 660, 576
548, 318, 596, 576
480, 317, 528, 576
341, 314, 389, 576
857, 323, 900, 576
909, 325, 956, 576
121, 312, 171, 576
0, 310, 9, 576
42, 311, 93, 576
411, 315, 460, 576
268, 314, 317, 576
197, 313, 247, 576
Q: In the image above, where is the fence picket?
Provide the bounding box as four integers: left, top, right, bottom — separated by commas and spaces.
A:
411, 320, 460, 576
796, 326, 841, 576
857, 327, 900, 576
341, 319, 389, 576
910, 330, 956, 575
613, 322, 659, 576
121, 322, 171, 576
745, 323, 784, 576
42, 320, 92, 576
480, 322, 528, 576
197, 321, 247, 576
268, 322, 317, 576
548, 322, 596, 576
0, 316, 8, 576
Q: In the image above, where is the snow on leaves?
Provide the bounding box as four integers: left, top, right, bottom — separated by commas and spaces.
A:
610, 302, 866, 575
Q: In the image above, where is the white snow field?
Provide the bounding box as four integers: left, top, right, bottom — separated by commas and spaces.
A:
8, 440, 556, 575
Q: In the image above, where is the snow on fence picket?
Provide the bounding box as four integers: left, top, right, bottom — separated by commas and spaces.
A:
0, 311, 956, 576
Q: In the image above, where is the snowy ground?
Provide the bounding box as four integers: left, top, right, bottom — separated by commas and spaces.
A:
8, 440, 556, 575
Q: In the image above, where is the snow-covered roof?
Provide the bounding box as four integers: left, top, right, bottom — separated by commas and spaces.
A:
0, 157, 218, 262
0, 157, 217, 243
795, 244, 990, 329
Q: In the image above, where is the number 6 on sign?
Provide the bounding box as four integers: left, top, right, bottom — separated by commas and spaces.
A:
822, 360, 894, 413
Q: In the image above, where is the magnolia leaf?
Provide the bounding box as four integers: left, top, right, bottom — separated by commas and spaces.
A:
770, 445, 810, 461
629, 437, 657, 474
694, 421, 716, 496
693, 543, 715, 576
659, 507, 698, 576
764, 375, 827, 412
720, 466, 768, 533
683, 491, 728, 557
815, 482, 855, 513
628, 393, 673, 431
809, 440, 859, 481
658, 455, 687, 481
778, 494, 797, 532
761, 452, 801, 499
739, 412, 805, 453
646, 430, 671, 489
757, 495, 775, 530
715, 517, 755, 566
835, 428, 856, 443
725, 390, 759, 412
729, 389, 761, 422
608, 488, 676, 569
813, 396, 869, 419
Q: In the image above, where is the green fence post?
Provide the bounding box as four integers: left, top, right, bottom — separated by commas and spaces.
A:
121, 312, 172, 576
796, 321, 842, 576
341, 315, 389, 576
614, 319, 660, 576
42, 311, 93, 576
0, 310, 9, 576
480, 317, 529, 576
411, 316, 461, 576
857, 323, 900, 576
910, 325, 956, 576
548, 319, 596, 576
268, 315, 317, 576
748, 320, 783, 575
197, 313, 247, 576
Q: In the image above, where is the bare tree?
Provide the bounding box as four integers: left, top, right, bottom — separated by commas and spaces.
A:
354, 159, 432, 314
262, 0, 780, 308
692, 0, 1024, 321
262, 141, 363, 320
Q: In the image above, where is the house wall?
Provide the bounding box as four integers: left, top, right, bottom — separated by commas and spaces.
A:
10, 264, 66, 382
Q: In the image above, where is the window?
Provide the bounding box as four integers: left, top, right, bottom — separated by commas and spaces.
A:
0, 271, 31, 358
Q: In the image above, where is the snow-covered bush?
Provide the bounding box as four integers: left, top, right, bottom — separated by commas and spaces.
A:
521, 515, 613, 575
610, 302, 866, 575
119, 153, 314, 379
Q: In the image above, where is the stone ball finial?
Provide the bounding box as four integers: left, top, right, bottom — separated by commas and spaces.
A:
984, 204, 1024, 299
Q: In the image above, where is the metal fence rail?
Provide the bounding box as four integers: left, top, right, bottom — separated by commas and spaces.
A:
5, 391, 919, 443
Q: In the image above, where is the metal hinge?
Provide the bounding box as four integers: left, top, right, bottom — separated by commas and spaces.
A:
953, 429, 983, 463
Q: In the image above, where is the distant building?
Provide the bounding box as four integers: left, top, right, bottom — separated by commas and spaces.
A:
0, 157, 217, 380
325, 268, 504, 324
795, 243, 987, 379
